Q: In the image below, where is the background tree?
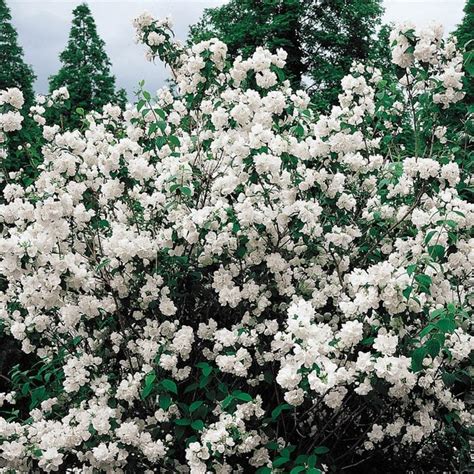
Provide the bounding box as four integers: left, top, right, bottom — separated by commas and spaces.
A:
302, 0, 384, 109
49, 3, 126, 128
454, 0, 473, 108
369, 23, 394, 75
436, 0, 474, 151
189, 0, 383, 108
452, 0, 473, 214
0, 0, 35, 107
189, 0, 304, 87
0, 0, 39, 399
0, 0, 39, 177
455, 0, 474, 56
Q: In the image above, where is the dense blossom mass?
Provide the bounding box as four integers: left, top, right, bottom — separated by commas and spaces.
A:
0, 13, 472, 473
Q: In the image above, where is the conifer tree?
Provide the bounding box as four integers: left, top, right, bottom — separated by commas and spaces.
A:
439, 0, 474, 136
49, 3, 126, 128
0, 0, 39, 399
0, 0, 39, 180
190, 0, 304, 87
189, 0, 383, 107
303, 0, 384, 109
455, 0, 474, 52
0, 0, 35, 107
454, 0, 473, 107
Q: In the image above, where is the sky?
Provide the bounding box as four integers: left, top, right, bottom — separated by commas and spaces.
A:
7, 0, 467, 99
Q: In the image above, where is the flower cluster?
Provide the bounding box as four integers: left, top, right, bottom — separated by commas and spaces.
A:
0, 88, 24, 134
390, 22, 465, 107
0, 18, 472, 473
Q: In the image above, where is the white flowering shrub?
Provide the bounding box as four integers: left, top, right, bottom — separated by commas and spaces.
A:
0, 15, 472, 473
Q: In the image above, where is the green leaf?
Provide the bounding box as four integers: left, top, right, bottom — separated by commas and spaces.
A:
290, 467, 306, 474
161, 379, 178, 394
236, 245, 247, 258
199, 374, 210, 388
175, 418, 191, 426
415, 274, 432, 286
169, 135, 180, 147
431, 332, 446, 347
196, 362, 212, 377
232, 390, 252, 402
308, 454, 317, 467
313, 446, 329, 455
293, 123, 304, 137
361, 336, 374, 346
425, 339, 441, 358
419, 324, 435, 338
406, 264, 417, 276
94, 219, 110, 229
295, 455, 307, 464
402, 286, 412, 300
446, 303, 456, 314
464, 50, 474, 76
32, 448, 42, 457
181, 186, 192, 196
96, 258, 110, 271
274, 66, 286, 82
428, 245, 444, 261
189, 400, 204, 413
411, 346, 427, 372
441, 371, 456, 387
175, 424, 186, 440
445, 220, 457, 228
436, 318, 456, 333
429, 308, 445, 320
159, 394, 172, 410
424, 231, 436, 244
271, 403, 292, 420
141, 372, 156, 399
415, 274, 432, 293
155, 136, 167, 148
191, 419, 204, 431
273, 457, 290, 468
221, 395, 234, 409
184, 382, 199, 394
30, 386, 47, 409
154, 108, 166, 119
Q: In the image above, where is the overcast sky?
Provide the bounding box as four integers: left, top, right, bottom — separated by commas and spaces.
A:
8, 0, 466, 99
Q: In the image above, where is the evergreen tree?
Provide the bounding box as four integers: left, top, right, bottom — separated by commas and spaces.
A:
0, 0, 39, 402
49, 3, 126, 128
304, 0, 384, 109
190, 0, 304, 87
0, 0, 35, 107
189, 0, 383, 107
454, 0, 473, 108
438, 0, 474, 137
369, 23, 394, 76
0, 0, 39, 180
455, 0, 474, 52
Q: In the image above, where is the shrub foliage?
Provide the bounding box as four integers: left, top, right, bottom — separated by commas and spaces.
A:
0, 13, 472, 473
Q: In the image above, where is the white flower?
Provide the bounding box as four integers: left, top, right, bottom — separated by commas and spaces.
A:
0, 88, 24, 109
276, 363, 302, 390
373, 332, 398, 356
0, 111, 23, 132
